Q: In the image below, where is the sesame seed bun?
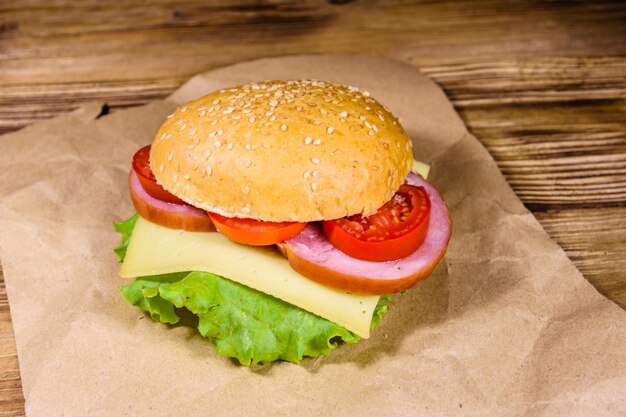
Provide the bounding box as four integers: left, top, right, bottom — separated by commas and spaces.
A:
150, 80, 413, 222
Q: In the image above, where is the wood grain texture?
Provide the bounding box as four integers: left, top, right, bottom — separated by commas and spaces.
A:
0, 266, 23, 417
1, 1, 625, 415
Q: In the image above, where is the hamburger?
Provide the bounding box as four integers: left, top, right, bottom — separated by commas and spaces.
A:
115, 80, 451, 365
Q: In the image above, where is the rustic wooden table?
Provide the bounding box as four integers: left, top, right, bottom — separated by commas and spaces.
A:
1, 1, 625, 415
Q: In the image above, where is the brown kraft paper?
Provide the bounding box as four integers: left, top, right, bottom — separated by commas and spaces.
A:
0, 55, 625, 416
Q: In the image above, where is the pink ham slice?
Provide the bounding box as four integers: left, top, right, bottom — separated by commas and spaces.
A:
128, 170, 215, 232
281, 172, 451, 295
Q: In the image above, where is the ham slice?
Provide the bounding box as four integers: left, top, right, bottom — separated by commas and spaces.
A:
281, 173, 451, 294
129, 170, 215, 232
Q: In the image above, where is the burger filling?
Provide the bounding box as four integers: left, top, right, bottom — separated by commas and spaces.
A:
131, 145, 433, 265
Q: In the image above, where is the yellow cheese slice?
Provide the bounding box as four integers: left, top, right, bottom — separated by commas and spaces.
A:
412, 159, 430, 178
120, 218, 380, 337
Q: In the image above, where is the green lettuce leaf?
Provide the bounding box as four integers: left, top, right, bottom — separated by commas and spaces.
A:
113, 213, 138, 262
115, 214, 390, 365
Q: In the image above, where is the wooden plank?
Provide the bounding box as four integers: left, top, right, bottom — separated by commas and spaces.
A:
2, 1, 626, 84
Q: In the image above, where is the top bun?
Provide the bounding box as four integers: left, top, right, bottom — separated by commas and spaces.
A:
150, 80, 413, 222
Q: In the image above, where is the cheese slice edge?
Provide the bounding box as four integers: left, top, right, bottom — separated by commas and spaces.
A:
120, 218, 380, 337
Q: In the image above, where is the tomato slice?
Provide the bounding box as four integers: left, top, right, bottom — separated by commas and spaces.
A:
132, 145, 185, 204
322, 185, 431, 262
208, 212, 307, 246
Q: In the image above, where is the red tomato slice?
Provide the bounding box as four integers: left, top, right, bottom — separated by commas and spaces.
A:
208, 212, 307, 246
322, 185, 431, 262
132, 145, 185, 204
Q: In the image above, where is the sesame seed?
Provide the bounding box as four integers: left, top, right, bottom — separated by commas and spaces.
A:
189, 130, 196, 135
269, 116, 276, 122
180, 107, 187, 112
368, 131, 375, 136
327, 126, 334, 134
206, 165, 212, 175
320, 108, 328, 115
212, 99, 220, 104
281, 124, 287, 131
159, 164, 164, 172
242, 185, 250, 194
232, 115, 241, 120
187, 144, 195, 149
373, 124, 378, 132
303, 170, 309, 178
242, 109, 251, 114
183, 174, 190, 180
211, 120, 218, 126
249, 117, 256, 123
241, 206, 251, 214
311, 157, 320, 164
226, 142, 234, 150
200, 110, 206, 117
217, 129, 223, 136
296, 105, 303, 111
269, 99, 278, 106
245, 160, 252, 168
223, 108, 233, 114
365, 121, 372, 128
168, 152, 174, 161
263, 143, 271, 149
304, 136, 312, 145
378, 114, 385, 122
160, 133, 167, 139
245, 144, 251, 150
166, 134, 172, 139
363, 91, 370, 97
167, 114, 174, 119
201, 169, 206, 177
215, 141, 221, 147
311, 183, 318, 191
209, 131, 216, 138
339, 111, 348, 118
312, 169, 319, 176
340, 118, 346, 123
360, 116, 366, 121
180, 124, 186, 131
313, 138, 322, 145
